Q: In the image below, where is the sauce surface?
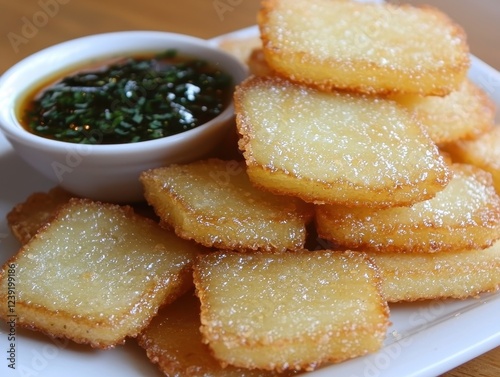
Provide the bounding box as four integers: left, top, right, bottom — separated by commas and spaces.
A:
20, 50, 233, 144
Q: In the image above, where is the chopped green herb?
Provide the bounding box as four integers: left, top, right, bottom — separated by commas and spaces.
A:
21, 50, 233, 144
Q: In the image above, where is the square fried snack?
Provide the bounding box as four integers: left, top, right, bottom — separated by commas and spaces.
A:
258, 0, 470, 95
370, 241, 500, 302
235, 75, 451, 208
140, 158, 314, 252
193, 250, 389, 372
138, 291, 293, 377
315, 164, 500, 253
0, 198, 202, 348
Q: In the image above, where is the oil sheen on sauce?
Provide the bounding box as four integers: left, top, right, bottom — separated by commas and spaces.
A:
19, 50, 233, 144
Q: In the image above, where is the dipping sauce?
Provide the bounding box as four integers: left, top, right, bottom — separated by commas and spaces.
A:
19, 50, 233, 144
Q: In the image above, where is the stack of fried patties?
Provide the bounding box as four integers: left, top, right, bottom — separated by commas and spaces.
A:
1, 0, 499, 375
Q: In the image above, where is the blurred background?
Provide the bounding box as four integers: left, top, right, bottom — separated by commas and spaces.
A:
1, 0, 498, 75
0, 0, 262, 74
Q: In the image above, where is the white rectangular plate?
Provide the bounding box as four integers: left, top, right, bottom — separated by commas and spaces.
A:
0, 25, 499, 377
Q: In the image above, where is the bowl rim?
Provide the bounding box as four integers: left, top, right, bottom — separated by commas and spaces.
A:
0, 30, 248, 154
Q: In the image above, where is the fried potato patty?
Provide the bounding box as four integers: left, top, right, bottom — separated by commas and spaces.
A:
0, 198, 201, 348
235, 75, 451, 207
141, 158, 313, 252
258, 0, 469, 95
315, 164, 500, 253
194, 250, 389, 372
371, 241, 500, 302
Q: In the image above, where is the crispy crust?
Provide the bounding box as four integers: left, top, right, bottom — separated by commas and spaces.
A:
138, 292, 287, 376
258, 0, 470, 95
235, 75, 451, 208
0, 270, 193, 348
0, 198, 200, 348
371, 242, 500, 302
194, 250, 390, 372
7, 187, 74, 244
393, 79, 496, 145
315, 164, 500, 253
140, 159, 314, 252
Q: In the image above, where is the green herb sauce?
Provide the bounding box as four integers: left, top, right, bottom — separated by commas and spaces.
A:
20, 50, 233, 144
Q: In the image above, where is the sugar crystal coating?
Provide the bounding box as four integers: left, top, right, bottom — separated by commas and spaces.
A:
236, 76, 451, 207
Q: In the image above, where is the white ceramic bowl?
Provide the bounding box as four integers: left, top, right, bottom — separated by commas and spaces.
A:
0, 31, 248, 202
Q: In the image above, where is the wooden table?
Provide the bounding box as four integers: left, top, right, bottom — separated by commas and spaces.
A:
1, 0, 499, 376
